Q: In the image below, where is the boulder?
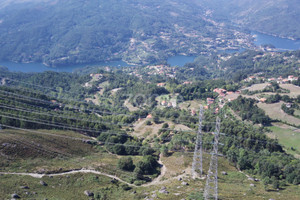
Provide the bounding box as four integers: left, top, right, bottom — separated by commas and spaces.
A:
248, 177, 255, 181
84, 190, 94, 197
159, 189, 169, 194
181, 181, 189, 186
20, 186, 29, 189
221, 171, 228, 175
11, 194, 20, 199
250, 184, 255, 187
151, 193, 157, 198
40, 181, 47, 186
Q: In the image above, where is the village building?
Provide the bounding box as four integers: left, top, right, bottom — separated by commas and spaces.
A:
207, 98, 215, 105
157, 83, 166, 87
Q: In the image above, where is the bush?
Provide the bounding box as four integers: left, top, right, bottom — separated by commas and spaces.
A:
121, 183, 132, 191
118, 157, 135, 171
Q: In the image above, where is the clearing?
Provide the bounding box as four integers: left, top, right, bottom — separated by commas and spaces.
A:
267, 123, 300, 158
280, 84, 300, 98
131, 119, 193, 139
257, 101, 300, 126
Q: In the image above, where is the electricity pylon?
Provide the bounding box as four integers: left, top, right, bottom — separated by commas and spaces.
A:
204, 117, 221, 200
192, 105, 204, 178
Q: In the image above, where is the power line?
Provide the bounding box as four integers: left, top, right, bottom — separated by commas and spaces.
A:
204, 117, 221, 200
0, 124, 197, 154
0, 102, 131, 127
0, 131, 70, 159
192, 105, 204, 178
0, 88, 133, 117
5, 77, 124, 107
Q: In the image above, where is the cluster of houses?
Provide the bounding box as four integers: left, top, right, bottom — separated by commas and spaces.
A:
244, 75, 298, 84
146, 65, 177, 78
204, 88, 242, 114
160, 100, 176, 108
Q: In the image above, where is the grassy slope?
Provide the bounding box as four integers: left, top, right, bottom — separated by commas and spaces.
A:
267, 123, 300, 158
1, 151, 300, 199
257, 101, 300, 125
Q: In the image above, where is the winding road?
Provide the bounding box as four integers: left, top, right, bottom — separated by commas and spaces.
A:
0, 169, 137, 187
0, 154, 172, 188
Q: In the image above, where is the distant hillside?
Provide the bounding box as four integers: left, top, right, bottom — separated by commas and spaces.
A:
0, 0, 250, 66
201, 0, 300, 39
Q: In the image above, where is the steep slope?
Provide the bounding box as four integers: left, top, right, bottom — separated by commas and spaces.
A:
201, 0, 300, 39
0, 0, 250, 66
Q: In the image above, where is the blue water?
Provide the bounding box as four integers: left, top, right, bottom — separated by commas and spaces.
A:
0, 60, 131, 73
252, 31, 300, 50
3, 31, 299, 73
167, 55, 196, 67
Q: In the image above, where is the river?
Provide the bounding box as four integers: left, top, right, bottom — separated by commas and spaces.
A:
1, 32, 299, 73
167, 55, 196, 67
0, 55, 196, 73
0, 60, 132, 73
252, 31, 300, 50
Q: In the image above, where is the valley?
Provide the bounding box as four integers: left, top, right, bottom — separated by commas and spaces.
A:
0, 1, 300, 199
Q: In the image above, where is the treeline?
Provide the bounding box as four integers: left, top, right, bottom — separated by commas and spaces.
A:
229, 96, 271, 125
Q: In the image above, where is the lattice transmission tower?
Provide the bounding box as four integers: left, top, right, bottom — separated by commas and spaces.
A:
192, 105, 204, 178
204, 116, 221, 200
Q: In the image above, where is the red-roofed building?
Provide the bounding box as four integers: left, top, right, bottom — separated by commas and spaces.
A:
288, 75, 298, 81
191, 109, 196, 116
213, 88, 227, 94
146, 114, 153, 119
183, 81, 193, 85
157, 83, 166, 87
207, 98, 215, 105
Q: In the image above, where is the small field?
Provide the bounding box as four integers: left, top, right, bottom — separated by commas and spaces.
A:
280, 84, 300, 98
131, 119, 193, 139
178, 100, 203, 111
257, 101, 300, 126
247, 83, 269, 91
267, 123, 300, 158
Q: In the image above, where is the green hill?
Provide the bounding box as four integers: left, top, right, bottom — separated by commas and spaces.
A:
201, 0, 300, 39
0, 0, 251, 66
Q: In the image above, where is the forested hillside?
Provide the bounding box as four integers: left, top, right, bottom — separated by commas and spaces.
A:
201, 0, 300, 39
0, 0, 251, 66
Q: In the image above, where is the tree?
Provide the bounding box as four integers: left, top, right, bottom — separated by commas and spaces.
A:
160, 145, 169, 157
118, 157, 135, 171
136, 155, 159, 175
133, 166, 144, 180
112, 145, 126, 155
153, 116, 160, 124
263, 177, 270, 191
162, 123, 169, 129
271, 176, 279, 189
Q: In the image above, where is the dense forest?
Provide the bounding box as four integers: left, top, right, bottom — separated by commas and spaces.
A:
0, 0, 247, 66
